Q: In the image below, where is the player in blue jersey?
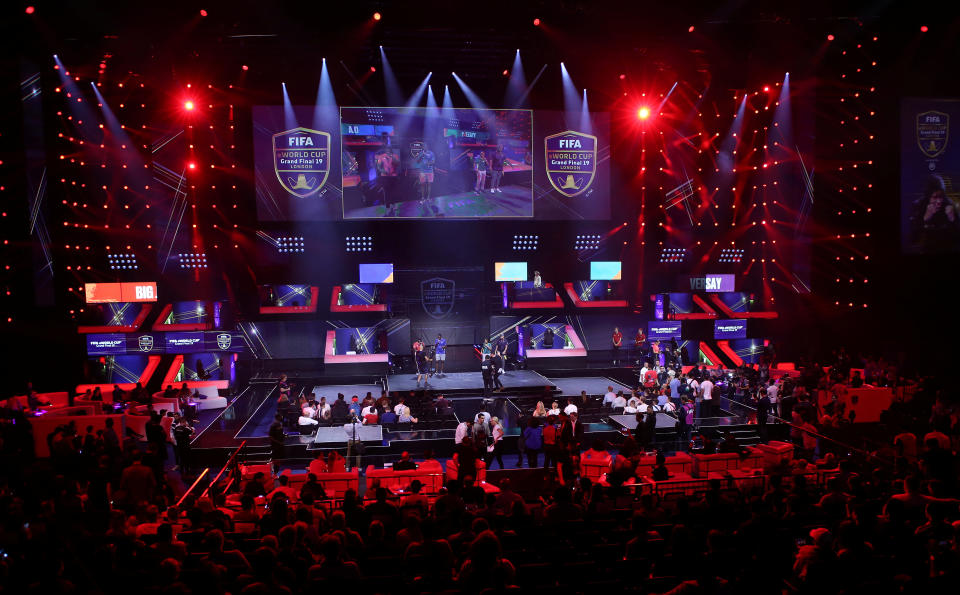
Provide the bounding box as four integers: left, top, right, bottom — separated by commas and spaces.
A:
434, 333, 447, 376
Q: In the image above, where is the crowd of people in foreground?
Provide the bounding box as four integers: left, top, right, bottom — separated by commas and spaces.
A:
0, 350, 958, 594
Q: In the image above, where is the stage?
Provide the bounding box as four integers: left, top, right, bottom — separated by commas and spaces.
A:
386, 369, 555, 394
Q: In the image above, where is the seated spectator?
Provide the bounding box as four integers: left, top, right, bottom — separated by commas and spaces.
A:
266, 474, 299, 502
362, 404, 379, 425
603, 386, 617, 406
299, 473, 328, 502
612, 391, 627, 409
394, 451, 418, 471
307, 534, 362, 583
455, 530, 516, 591
543, 486, 584, 523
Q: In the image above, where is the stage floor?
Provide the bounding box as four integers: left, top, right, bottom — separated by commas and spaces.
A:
546, 376, 633, 397
386, 369, 554, 394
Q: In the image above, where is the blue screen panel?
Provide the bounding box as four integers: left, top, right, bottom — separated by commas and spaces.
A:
590, 261, 622, 281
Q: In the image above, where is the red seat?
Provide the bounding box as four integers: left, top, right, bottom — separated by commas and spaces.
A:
365, 463, 445, 494
691, 453, 740, 477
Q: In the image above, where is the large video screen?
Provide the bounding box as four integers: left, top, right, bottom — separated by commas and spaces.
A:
590, 261, 622, 281
359, 263, 394, 284
494, 262, 528, 282
714, 319, 748, 339
648, 321, 682, 340
901, 98, 960, 253
253, 106, 610, 221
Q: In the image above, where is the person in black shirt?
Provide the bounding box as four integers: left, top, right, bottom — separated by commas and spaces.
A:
173, 417, 195, 474
394, 451, 418, 471
491, 353, 505, 392
481, 357, 495, 396
269, 415, 285, 473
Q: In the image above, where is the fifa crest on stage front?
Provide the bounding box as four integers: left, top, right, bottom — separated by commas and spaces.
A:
917, 111, 949, 159
545, 130, 597, 197
216, 333, 233, 350
421, 277, 455, 320
273, 127, 331, 198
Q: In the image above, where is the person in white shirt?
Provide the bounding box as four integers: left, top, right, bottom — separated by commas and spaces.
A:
563, 398, 578, 416
638, 401, 649, 413
700, 377, 715, 417
611, 392, 627, 409
766, 380, 780, 418
317, 397, 331, 421
661, 400, 677, 412
602, 386, 617, 406
455, 421, 470, 444
302, 403, 317, 419
624, 395, 642, 414
298, 414, 319, 428
548, 401, 561, 416
639, 364, 650, 384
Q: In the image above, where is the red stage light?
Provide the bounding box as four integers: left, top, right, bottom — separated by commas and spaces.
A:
688, 25, 695, 33
763, 85, 770, 92
200, 9, 208, 17
619, 74, 626, 80
370, 66, 376, 72
25, 6, 35, 14
188, 162, 196, 170
920, 25, 928, 32
242, 65, 249, 71
373, 12, 381, 20
533, 18, 541, 26
184, 100, 195, 111
502, 69, 509, 76
827, 34, 834, 41
637, 106, 651, 120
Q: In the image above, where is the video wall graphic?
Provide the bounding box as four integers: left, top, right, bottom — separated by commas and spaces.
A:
901, 98, 960, 253
253, 106, 610, 221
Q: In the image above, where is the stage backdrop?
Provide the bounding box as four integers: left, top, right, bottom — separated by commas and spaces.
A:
901, 98, 960, 253
253, 106, 610, 221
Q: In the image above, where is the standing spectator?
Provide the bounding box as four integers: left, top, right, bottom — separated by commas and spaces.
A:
172, 416, 195, 474
522, 418, 542, 468
119, 451, 156, 510
485, 417, 505, 470
542, 415, 560, 469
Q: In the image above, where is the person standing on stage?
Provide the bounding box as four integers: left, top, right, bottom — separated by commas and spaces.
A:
481, 337, 493, 359
491, 352, 505, 392
490, 144, 506, 193
612, 327, 623, 366
416, 348, 430, 387
481, 355, 495, 396
434, 333, 447, 376
278, 374, 291, 400
634, 328, 646, 365
495, 334, 508, 359
472, 150, 489, 193
533, 270, 543, 288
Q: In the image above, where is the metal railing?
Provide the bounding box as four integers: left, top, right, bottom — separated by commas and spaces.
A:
200, 440, 248, 498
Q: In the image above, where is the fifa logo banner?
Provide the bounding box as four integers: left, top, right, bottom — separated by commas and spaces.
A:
917, 111, 949, 159
545, 130, 597, 197
273, 127, 331, 198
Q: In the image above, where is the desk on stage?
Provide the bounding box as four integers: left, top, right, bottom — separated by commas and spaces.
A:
387, 369, 554, 395
313, 424, 383, 445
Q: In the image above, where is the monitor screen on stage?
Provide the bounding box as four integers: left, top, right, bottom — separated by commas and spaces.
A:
648, 321, 682, 340
590, 261, 622, 281
359, 263, 394, 284
84, 282, 157, 304
253, 105, 610, 221
714, 319, 748, 339
495, 262, 528, 282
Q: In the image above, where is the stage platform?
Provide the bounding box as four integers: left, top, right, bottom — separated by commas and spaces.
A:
310, 384, 384, 400
313, 424, 383, 445
546, 375, 633, 397
609, 412, 680, 430
386, 369, 554, 395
